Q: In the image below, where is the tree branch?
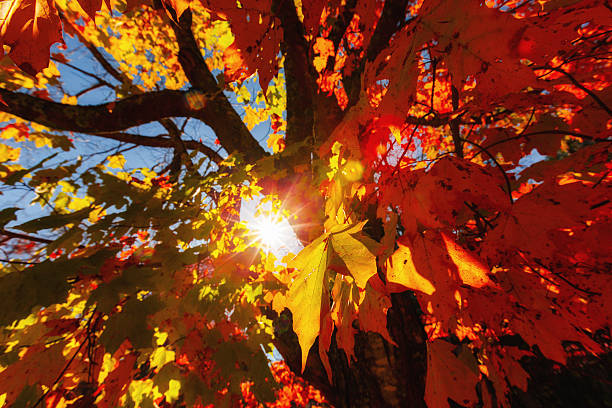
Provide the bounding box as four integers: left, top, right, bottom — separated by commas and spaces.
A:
450, 85, 463, 157
65, 7, 266, 163
159, 119, 193, 171
0, 228, 53, 244
329, 0, 358, 50
89, 131, 224, 164
365, 0, 410, 62
343, 0, 410, 109
167, 8, 266, 162
272, 0, 318, 149
543, 66, 612, 116
59, 13, 130, 89
473, 129, 611, 156
51, 57, 115, 89
0, 88, 198, 133
459, 138, 513, 204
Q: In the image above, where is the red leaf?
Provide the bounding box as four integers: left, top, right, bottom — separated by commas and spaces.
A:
97, 344, 137, 408
425, 340, 479, 408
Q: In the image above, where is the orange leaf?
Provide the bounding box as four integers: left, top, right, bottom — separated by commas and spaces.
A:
386, 239, 435, 295
0, 0, 63, 75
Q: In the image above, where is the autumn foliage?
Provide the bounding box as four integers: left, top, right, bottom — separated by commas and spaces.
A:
0, 0, 610, 407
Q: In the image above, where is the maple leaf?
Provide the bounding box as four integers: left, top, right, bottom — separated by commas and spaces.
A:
424, 340, 479, 408
386, 239, 435, 295
328, 221, 380, 289
330, 274, 359, 361
483, 346, 530, 408
163, 0, 191, 18
97, 343, 137, 408
205, 0, 281, 93
99, 295, 163, 353
357, 278, 395, 344
420, 0, 536, 98
0, 0, 609, 407
75, 0, 104, 20
0, 0, 62, 75
484, 180, 611, 265
286, 233, 330, 371
0, 259, 71, 326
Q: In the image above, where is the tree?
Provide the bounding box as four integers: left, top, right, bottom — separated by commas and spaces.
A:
0, 0, 610, 406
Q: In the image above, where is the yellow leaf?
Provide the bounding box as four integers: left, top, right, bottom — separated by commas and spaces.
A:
61, 95, 78, 105
287, 234, 329, 371
68, 196, 92, 211
150, 347, 175, 368
1, 125, 28, 142
165, 379, 181, 403
165, 0, 191, 18
441, 232, 493, 288
213, 20, 234, 49
97, 353, 115, 383
107, 154, 126, 169
329, 222, 379, 289
128, 379, 155, 406
341, 160, 364, 182
88, 206, 105, 223
0, 144, 20, 162
267, 132, 285, 153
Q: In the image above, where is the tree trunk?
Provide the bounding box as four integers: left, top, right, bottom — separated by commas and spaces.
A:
274, 292, 428, 407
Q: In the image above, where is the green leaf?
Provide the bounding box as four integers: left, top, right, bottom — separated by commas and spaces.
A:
154, 363, 182, 394
0, 260, 71, 326
15, 207, 90, 233
181, 372, 215, 406
11, 385, 42, 408
87, 266, 158, 313
213, 341, 275, 400
99, 295, 163, 354
4, 153, 58, 185
29, 132, 74, 151
0, 207, 19, 227
150, 346, 175, 369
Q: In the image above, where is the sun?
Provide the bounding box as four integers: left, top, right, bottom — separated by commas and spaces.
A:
248, 213, 291, 251
241, 197, 301, 256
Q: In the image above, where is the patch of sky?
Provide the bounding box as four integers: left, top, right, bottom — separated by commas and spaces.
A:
0, 29, 286, 239
508, 148, 547, 178
261, 343, 283, 363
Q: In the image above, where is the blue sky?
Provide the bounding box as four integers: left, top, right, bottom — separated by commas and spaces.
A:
0, 30, 279, 237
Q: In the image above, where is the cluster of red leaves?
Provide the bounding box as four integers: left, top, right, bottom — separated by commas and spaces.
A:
202, 0, 281, 94
240, 361, 329, 408
0, 0, 610, 407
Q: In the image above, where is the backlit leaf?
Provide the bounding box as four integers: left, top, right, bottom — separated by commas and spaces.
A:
287, 233, 329, 371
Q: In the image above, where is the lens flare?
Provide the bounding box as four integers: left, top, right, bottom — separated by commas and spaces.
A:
247, 212, 293, 253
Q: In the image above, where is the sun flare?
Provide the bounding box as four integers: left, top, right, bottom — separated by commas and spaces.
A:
247, 212, 294, 253
241, 195, 302, 257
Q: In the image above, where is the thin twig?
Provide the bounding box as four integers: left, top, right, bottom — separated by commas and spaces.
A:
529, 261, 600, 297
541, 66, 612, 116
460, 138, 514, 204
0, 228, 53, 244
0, 258, 40, 265
469, 130, 610, 160
30, 309, 99, 408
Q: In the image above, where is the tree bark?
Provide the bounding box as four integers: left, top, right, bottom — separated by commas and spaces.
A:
274, 292, 428, 408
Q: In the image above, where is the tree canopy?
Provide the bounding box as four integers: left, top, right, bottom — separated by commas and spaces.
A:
0, 0, 610, 407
